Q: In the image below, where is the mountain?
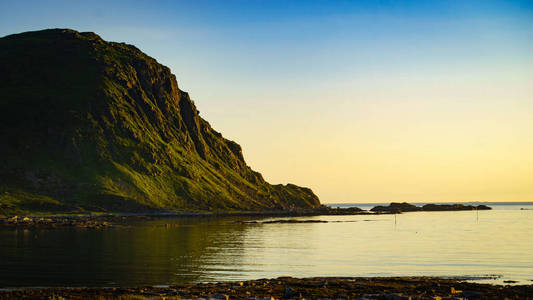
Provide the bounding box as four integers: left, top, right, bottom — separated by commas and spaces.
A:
0, 29, 320, 214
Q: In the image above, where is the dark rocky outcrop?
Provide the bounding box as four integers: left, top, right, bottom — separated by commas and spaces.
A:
371, 202, 492, 213
422, 203, 492, 211
370, 202, 421, 213
0, 29, 320, 214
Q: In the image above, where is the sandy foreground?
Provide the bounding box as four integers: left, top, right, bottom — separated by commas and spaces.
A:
1, 276, 532, 300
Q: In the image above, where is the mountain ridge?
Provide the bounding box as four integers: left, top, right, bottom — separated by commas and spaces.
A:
0, 28, 320, 214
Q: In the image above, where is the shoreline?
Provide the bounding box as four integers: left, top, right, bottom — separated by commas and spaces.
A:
0, 202, 497, 229
1, 276, 531, 299
0, 207, 379, 229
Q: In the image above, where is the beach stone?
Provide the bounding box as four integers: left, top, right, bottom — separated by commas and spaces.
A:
359, 294, 381, 299
209, 293, 229, 300
460, 290, 481, 299
384, 293, 411, 300
450, 287, 462, 294
334, 293, 347, 298
282, 287, 297, 298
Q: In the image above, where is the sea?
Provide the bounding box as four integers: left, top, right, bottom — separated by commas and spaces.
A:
0, 202, 532, 287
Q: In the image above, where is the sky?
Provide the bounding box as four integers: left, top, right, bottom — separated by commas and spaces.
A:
1, 0, 532, 203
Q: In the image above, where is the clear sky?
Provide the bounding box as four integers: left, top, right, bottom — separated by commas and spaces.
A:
2, 1, 532, 203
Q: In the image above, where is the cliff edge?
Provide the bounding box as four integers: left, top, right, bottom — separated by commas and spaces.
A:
0, 29, 320, 213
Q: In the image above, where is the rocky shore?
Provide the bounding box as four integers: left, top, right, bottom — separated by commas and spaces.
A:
0, 215, 117, 229
0, 203, 494, 229
0, 206, 376, 229
1, 276, 531, 299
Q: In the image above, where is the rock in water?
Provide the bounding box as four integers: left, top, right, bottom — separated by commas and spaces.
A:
370, 202, 492, 213
370, 202, 421, 213
0, 29, 320, 213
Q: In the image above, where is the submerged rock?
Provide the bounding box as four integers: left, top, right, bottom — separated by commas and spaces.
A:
262, 219, 329, 224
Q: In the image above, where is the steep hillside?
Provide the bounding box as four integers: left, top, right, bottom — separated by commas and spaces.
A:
0, 29, 320, 214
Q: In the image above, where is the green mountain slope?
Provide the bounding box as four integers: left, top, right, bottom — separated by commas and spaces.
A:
0, 29, 320, 214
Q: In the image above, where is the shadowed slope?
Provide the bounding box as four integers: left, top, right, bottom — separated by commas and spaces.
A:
0, 29, 320, 214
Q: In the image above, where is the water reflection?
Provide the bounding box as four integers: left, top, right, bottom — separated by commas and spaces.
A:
1, 205, 532, 287
0, 217, 250, 287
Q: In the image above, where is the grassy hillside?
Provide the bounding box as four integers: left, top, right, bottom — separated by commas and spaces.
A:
0, 29, 320, 214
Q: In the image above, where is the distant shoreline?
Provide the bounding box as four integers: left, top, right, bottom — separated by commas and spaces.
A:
327, 201, 533, 207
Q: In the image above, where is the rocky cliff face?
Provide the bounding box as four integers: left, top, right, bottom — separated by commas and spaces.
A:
0, 29, 320, 213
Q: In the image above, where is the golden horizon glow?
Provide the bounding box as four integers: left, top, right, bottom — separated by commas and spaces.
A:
199, 64, 533, 203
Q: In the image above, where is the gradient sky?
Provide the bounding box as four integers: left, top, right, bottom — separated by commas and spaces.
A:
2, 1, 532, 203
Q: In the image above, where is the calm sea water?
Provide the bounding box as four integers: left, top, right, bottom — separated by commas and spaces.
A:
1, 202, 532, 287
